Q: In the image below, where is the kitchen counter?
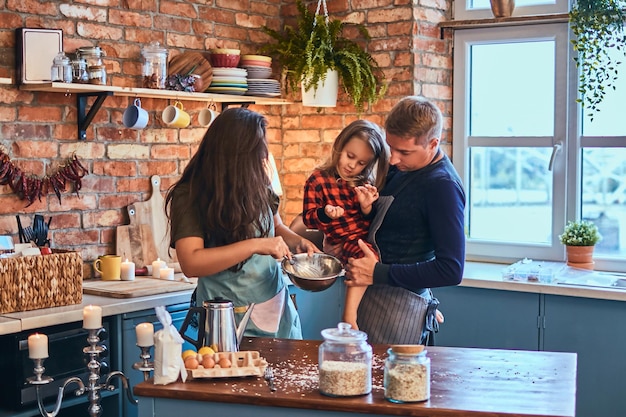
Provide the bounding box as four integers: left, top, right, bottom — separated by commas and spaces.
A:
134, 337, 576, 417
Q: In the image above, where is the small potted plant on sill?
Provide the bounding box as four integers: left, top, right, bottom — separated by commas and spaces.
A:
559, 219, 602, 269
260, 0, 386, 112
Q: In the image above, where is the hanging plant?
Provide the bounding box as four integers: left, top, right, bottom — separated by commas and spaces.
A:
569, 0, 626, 121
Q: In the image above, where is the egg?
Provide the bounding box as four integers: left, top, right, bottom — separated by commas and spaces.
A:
184, 356, 199, 369
218, 357, 232, 368
202, 355, 216, 369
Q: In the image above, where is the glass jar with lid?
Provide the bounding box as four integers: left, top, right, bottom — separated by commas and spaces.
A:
318, 322, 372, 397
141, 41, 168, 89
384, 345, 430, 403
51, 52, 72, 83
77, 46, 107, 85
70, 54, 88, 83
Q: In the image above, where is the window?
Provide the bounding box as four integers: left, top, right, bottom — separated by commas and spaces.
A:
454, 0, 568, 20
452, 19, 626, 272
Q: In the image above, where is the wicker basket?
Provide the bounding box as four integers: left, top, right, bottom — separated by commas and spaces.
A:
0, 250, 83, 314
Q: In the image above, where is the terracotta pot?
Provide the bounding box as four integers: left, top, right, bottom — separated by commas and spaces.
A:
489, 0, 515, 17
566, 245, 595, 266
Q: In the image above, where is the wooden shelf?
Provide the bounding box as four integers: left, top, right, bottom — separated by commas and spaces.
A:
439, 13, 569, 34
0, 77, 12, 85
19, 82, 290, 106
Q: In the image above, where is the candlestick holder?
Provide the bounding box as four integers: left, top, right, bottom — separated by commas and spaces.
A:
132, 345, 155, 381
27, 327, 137, 417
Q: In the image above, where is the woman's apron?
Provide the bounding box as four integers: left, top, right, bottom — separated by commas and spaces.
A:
356, 188, 440, 345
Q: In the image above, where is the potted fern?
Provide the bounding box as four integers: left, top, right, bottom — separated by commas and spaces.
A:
559, 220, 602, 268
260, 0, 386, 112
569, 0, 626, 121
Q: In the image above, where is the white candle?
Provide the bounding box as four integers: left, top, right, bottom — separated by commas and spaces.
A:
28, 333, 48, 359
159, 267, 174, 281
121, 258, 135, 281
152, 258, 166, 279
135, 322, 154, 347
83, 305, 102, 329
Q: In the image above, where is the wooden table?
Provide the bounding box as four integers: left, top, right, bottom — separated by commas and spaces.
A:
134, 337, 576, 417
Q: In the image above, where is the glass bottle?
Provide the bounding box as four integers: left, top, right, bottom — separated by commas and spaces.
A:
384, 345, 430, 403
50, 52, 72, 83
141, 41, 168, 89
318, 322, 372, 397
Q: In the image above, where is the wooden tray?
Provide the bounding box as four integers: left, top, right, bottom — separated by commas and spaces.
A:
187, 351, 267, 379
82, 275, 196, 298
168, 51, 213, 92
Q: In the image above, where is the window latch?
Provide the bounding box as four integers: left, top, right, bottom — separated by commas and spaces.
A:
548, 141, 563, 172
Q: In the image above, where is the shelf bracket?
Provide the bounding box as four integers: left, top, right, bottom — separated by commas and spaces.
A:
77, 91, 112, 140
220, 102, 251, 112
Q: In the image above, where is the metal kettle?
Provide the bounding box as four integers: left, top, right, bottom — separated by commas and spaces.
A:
179, 297, 254, 352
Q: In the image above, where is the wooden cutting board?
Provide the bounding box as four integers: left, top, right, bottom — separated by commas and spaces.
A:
168, 51, 213, 92
133, 175, 177, 264
82, 276, 197, 298
116, 204, 159, 268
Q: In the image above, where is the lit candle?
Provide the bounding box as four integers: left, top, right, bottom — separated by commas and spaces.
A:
152, 258, 166, 279
135, 322, 154, 347
159, 267, 174, 281
121, 258, 135, 281
83, 305, 102, 329
28, 333, 48, 359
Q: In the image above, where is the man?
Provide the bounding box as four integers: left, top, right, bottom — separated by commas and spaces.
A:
343, 96, 466, 345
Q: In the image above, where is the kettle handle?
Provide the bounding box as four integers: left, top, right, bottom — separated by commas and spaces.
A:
179, 306, 206, 350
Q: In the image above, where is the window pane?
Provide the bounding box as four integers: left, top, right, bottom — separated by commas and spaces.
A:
582, 148, 626, 259
468, 147, 553, 243
470, 41, 555, 136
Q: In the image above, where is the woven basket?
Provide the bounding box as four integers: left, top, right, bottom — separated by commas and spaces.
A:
0, 250, 82, 314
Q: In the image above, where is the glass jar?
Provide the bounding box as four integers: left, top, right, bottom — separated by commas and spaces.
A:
384, 345, 430, 403
77, 46, 106, 84
51, 52, 72, 83
141, 41, 168, 89
88, 65, 106, 85
318, 322, 372, 397
70, 55, 88, 83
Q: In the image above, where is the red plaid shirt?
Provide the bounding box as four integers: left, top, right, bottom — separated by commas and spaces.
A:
303, 169, 377, 264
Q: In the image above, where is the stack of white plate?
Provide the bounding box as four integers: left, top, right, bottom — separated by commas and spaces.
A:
242, 65, 272, 79
246, 79, 281, 97
207, 67, 248, 95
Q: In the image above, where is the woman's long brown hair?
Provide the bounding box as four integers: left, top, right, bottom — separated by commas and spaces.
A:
165, 107, 272, 254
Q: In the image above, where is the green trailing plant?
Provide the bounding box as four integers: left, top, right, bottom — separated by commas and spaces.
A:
260, 0, 386, 112
559, 220, 602, 246
569, 0, 626, 121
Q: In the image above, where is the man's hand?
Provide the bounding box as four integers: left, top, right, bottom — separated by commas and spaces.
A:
345, 239, 377, 287
324, 204, 345, 219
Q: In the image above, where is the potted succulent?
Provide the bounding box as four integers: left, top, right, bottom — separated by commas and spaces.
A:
569, 0, 626, 121
260, 0, 386, 112
559, 220, 602, 268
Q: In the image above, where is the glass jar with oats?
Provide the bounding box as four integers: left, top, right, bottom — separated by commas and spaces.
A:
318, 322, 372, 397
384, 345, 430, 403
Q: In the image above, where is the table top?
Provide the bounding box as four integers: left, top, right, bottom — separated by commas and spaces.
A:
134, 337, 577, 417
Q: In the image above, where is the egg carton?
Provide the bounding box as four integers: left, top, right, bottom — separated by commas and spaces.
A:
187, 350, 268, 379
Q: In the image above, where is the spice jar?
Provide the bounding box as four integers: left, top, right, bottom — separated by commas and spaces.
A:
70, 55, 88, 83
50, 52, 72, 83
384, 345, 430, 403
318, 322, 372, 397
77, 46, 106, 85
88, 65, 106, 85
141, 41, 168, 89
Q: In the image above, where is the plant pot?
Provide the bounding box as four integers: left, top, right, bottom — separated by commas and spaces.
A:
301, 70, 338, 107
566, 245, 595, 267
489, 0, 515, 17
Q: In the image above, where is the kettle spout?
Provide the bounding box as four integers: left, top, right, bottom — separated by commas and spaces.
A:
236, 303, 255, 347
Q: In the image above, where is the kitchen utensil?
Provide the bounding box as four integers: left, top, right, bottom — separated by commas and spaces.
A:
16, 215, 25, 243
282, 253, 343, 292
264, 366, 277, 392
179, 298, 255, 352
32, 214, 50, 247
82, 276, 196, 298
168, 51, 213, 92
115, 204, 159, 268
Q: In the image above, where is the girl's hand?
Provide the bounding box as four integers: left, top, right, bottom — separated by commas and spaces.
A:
325, 204, 345, 219
354, 184, 379, 213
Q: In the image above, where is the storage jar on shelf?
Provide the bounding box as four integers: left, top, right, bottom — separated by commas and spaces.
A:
77, 46, 107, 85
50, 52, 72, 83
141, 41, 168, 89
318, 322, 372, 397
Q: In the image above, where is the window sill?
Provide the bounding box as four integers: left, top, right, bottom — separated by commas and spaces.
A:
439, 13, 569, 36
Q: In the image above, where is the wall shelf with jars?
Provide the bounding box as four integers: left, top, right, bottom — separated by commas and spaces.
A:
19, 82, 291, 140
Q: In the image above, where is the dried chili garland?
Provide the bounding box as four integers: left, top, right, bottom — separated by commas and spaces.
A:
0, 150, 88, 206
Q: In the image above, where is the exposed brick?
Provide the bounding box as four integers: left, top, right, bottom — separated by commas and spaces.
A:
60, 4, 107, 22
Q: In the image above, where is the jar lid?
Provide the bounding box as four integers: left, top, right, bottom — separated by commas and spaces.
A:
389, 345, 427, 356
321, 322, 368, 343
53, 52, 70, 65
142, 41, 168, 55
77, 46, 105, 57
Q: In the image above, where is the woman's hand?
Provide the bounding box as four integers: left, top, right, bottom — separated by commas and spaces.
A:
257, 236, 292, 260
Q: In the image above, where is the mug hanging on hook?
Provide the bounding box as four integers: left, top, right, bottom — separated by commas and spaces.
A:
198, 101, 219, 127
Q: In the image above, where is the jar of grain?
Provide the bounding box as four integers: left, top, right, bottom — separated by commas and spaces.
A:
384, 345, 430, 403
318, 322, 372, 397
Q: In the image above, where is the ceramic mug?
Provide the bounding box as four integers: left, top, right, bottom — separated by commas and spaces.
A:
162, 101, 190, 128
123, 98, 149, 129
93, 255, 122, 281
198, 103, 219, 127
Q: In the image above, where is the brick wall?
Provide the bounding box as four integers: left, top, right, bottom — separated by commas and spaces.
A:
0, 0, 452, 275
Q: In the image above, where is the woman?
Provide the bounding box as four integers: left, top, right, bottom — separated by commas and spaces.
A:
165, 107, 318, 339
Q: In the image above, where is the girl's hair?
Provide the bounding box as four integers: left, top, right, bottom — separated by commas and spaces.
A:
318, 120, 389, 190
385, 96, 443, 147
165, 107, 272, 253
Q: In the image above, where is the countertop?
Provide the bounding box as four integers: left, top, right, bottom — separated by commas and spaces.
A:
134, 337, 577, 417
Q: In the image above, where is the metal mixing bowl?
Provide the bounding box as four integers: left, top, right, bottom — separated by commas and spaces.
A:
282, 253, 343, 292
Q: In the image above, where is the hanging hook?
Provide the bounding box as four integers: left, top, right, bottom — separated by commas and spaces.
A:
313, 0, 329, 27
